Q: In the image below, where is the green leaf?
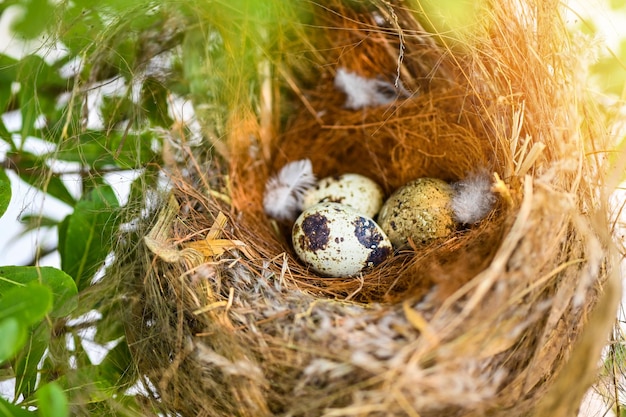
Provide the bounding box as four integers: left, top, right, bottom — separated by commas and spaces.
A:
142, 77, 173, 126
14, 322, 50, 401
0, 116, 14, 147
0, 54, 19, 113
100, 96, 136, 129
57, 5, 104, 56
111, 38, 137, 80
49, 130, 157, 170
0, 318, 27, 364
0, 266, 78, 317
99, 0, 146, 12
99, 341, 135, 390
56, 364, 115, 404
0, 167, 11, 219
18, 214, 59, 237
6, 151, 76, 207
36, 382, 69, 417
62, 186, 119, 290
0, 396, 37, 417
94, 303, 125, 344
15, 55, 65, 138
0, 284, 53, 398
0, 283, 52, 326
57, 215, 70, 265
11, 0, 56, 40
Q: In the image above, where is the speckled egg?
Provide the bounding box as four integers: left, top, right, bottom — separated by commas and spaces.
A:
292, 202, 393, 277
378, 178, 455, 248
302, 173, 384, 218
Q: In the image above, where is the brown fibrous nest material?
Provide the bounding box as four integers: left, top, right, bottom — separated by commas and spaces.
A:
113, 0, 621, 416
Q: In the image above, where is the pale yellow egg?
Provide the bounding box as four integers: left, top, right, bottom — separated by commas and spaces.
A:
302, 173, 384, 218
378, 178, 455, 248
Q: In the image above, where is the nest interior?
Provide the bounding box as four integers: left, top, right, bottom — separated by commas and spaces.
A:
226, 3, 516, 304
111, 1, 620, 416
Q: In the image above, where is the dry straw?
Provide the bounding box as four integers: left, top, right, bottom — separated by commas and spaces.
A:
111, 0, 622, 415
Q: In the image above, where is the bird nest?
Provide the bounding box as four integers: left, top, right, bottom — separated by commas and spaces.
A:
110, 0, 621, 416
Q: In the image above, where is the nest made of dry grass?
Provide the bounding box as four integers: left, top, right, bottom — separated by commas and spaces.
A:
110, 0, 621, 416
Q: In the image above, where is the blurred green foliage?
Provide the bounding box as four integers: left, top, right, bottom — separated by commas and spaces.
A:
0, 0, 169, 413
410, 0, 487, 49
0, 168, 10, 218
592, 39, 626, 97
0, 0, 298, 413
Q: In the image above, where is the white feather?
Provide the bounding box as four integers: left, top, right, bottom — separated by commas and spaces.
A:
334, 67, 407, 110
451, 171, 496, 224
263, 159, 316, 221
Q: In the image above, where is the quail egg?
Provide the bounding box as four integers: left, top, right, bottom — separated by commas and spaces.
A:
302, 173, 384, 218
292, 202, 393, 277
378, 178, 455, 248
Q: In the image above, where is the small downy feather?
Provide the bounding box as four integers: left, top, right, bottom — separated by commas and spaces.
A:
451, 171, 496, 224
263, 159, 316, 221
334, 67, 409, 110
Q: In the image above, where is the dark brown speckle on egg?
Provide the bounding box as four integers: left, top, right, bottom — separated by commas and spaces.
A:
352, 217, 392, 268
301, 213, 331, 252
353, 217, 382, 249
366, 244, 392, 268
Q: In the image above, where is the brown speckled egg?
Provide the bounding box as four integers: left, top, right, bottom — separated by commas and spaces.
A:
378, 178, 455, 248
292, 202, 393, 277
302, 174, 384, 218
